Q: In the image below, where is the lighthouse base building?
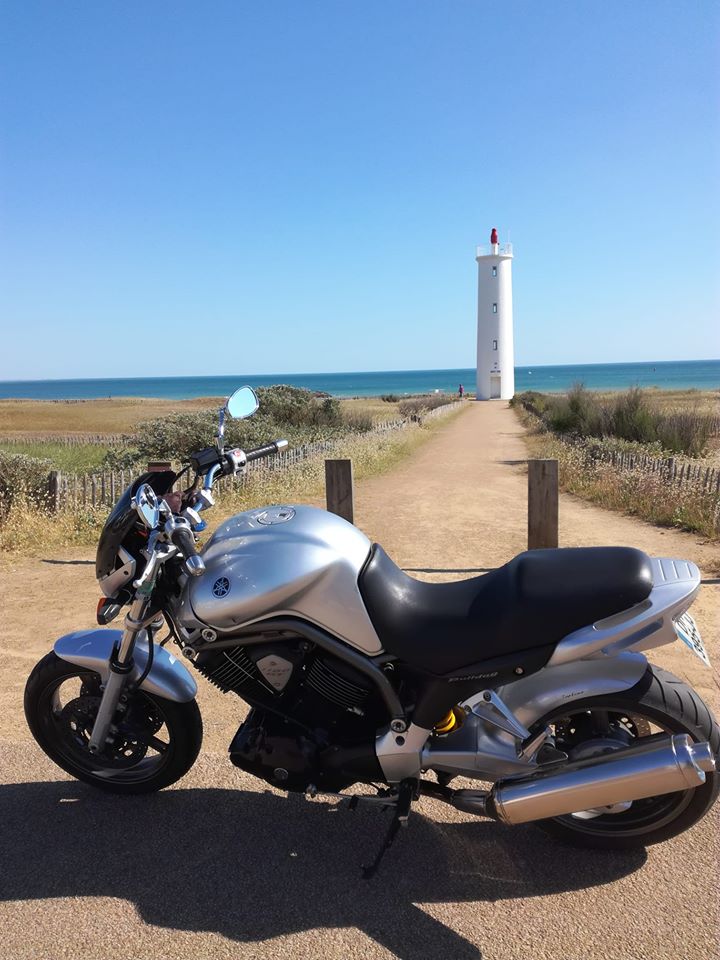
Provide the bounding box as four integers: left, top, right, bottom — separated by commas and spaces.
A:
476, 231, 515, 400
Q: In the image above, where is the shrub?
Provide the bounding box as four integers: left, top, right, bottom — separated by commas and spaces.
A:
610, 387, 657, 444
381, 394, 399, 403
0, 450, 52, 521
341, 409, 375, 432
101, 444, 144, 471
254, 385, 343, 429
131, 385, 376, 462
514, 386, 718, 458
398, 395, 455, 417
655, 409, 717, 457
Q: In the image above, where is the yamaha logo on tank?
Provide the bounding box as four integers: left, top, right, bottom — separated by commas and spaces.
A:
212, 577, 231, 598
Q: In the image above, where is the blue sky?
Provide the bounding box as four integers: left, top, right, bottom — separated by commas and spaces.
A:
1, 1, 718, 380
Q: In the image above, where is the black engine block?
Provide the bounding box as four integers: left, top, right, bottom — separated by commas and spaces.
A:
192, 637, 388, 792
229, 707, 382, 792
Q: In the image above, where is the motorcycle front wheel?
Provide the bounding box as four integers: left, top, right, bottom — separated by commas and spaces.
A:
531, 665, 719, 850
24, 651, 203, 794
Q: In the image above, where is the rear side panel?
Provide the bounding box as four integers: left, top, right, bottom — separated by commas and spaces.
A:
547, 557, 701, 666
183, 505, 383, 655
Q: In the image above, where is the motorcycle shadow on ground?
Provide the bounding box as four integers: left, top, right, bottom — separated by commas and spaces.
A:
0, 778, 646, 959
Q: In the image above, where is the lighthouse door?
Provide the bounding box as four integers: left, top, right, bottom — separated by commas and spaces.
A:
490, 374, 501, 399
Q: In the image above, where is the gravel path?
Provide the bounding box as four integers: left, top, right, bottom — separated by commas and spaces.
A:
0, 400, 717, 960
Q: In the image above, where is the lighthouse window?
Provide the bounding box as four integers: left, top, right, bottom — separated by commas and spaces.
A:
493, 339, 498, 350
492, 266, 497, 277
493, 303, 497, 313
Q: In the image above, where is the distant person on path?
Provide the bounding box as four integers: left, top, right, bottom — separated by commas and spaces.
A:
458, 383, 464, 399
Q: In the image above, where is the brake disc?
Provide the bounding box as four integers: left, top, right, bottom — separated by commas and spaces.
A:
60, 694, 151, 767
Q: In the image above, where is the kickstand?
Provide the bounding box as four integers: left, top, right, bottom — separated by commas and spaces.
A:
362, 778, 416, 880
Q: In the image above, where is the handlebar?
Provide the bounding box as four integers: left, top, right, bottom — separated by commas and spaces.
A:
168, 517, 206, 577
245, 439, 289, 462
222, 439, 288, 472
187, 438, 289, 525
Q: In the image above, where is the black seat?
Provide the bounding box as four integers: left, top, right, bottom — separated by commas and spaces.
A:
359, 545, 653, 675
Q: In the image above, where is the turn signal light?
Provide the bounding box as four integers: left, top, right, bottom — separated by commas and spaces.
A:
96, 597, 122, 625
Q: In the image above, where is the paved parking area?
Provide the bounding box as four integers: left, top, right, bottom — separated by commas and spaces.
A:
1, 401, 717, 959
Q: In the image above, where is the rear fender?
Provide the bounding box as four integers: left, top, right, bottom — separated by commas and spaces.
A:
54, 629, 197, 704
495, 651, 648, 729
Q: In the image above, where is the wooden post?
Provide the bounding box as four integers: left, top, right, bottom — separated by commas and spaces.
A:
47, 470, 61, 513
528, 459, 558, 550
325, 459, 354, 524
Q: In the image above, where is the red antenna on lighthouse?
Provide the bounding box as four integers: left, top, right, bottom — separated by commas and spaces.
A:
490, 227, 498, 245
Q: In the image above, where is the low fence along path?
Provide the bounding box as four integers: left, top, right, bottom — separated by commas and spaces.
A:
0, 399, 718, 960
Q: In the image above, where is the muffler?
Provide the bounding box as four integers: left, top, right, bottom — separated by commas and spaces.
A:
452, 734, 715, 824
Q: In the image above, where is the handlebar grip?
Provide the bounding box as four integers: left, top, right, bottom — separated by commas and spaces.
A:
245, 439, 289, 462
170, 518, 206, 577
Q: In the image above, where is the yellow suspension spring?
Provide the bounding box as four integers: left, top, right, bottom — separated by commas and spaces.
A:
433, 706, 465, 735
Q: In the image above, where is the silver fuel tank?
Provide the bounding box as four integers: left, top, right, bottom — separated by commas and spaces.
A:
181, 504, 383, 655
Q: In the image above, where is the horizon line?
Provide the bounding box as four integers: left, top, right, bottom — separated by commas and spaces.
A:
1, 357, 719, 385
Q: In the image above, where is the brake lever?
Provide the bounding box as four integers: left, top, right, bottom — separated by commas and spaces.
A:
134, 534, 178, 590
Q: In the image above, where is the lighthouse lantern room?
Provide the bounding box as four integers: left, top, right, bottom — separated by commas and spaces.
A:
476, 228, 515, 400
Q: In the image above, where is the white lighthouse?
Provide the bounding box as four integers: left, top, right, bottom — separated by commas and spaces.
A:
476, 228, 515, 400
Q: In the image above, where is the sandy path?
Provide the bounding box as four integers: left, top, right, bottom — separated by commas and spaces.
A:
355, 401, 719, 711
0, 400, 718, 960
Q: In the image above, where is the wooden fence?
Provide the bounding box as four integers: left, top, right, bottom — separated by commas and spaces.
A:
41, 401, 462, 512
567, 437, 720, 495
0, 433, 127, 446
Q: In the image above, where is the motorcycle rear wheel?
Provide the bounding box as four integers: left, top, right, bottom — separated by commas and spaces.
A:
25, 651, 203, 795
531, 665, 719, 850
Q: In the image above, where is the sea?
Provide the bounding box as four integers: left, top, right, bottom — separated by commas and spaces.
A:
0, 359, 718, 401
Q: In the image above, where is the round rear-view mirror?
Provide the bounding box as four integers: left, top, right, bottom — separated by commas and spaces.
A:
132, 483, 161, 530
226, 386, 259, 420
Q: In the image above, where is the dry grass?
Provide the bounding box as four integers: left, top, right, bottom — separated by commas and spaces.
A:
339, 397, 403, 422
520, 413, 720, 540
0, 405, 464, 555
0, 394, 449, 438
607, 388, 719, 416
211, 418, 437, 524
0, 500, 109, 553
0, 397, 222, 436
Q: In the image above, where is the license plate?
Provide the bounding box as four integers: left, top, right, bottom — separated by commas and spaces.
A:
674, 613, 711, 666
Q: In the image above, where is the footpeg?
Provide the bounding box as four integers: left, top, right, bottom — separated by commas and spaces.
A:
464, 689, 531, 741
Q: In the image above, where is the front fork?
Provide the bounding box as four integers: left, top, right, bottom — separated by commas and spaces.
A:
87, 591, 151, 754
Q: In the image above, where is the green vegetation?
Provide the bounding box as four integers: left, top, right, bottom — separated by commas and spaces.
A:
512, 385, 718, 458
0, 450, 52, 521
0, 400, 465, 553
132, 385, 375, 463
0, 441, 108, 472
513, 385, 720, 539
524, 430, 719, 540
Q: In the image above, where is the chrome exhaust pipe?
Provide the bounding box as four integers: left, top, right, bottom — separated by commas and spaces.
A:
452, 734, 715, 825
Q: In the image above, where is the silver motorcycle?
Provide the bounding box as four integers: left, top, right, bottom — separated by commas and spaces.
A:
25, 386, 718, 875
